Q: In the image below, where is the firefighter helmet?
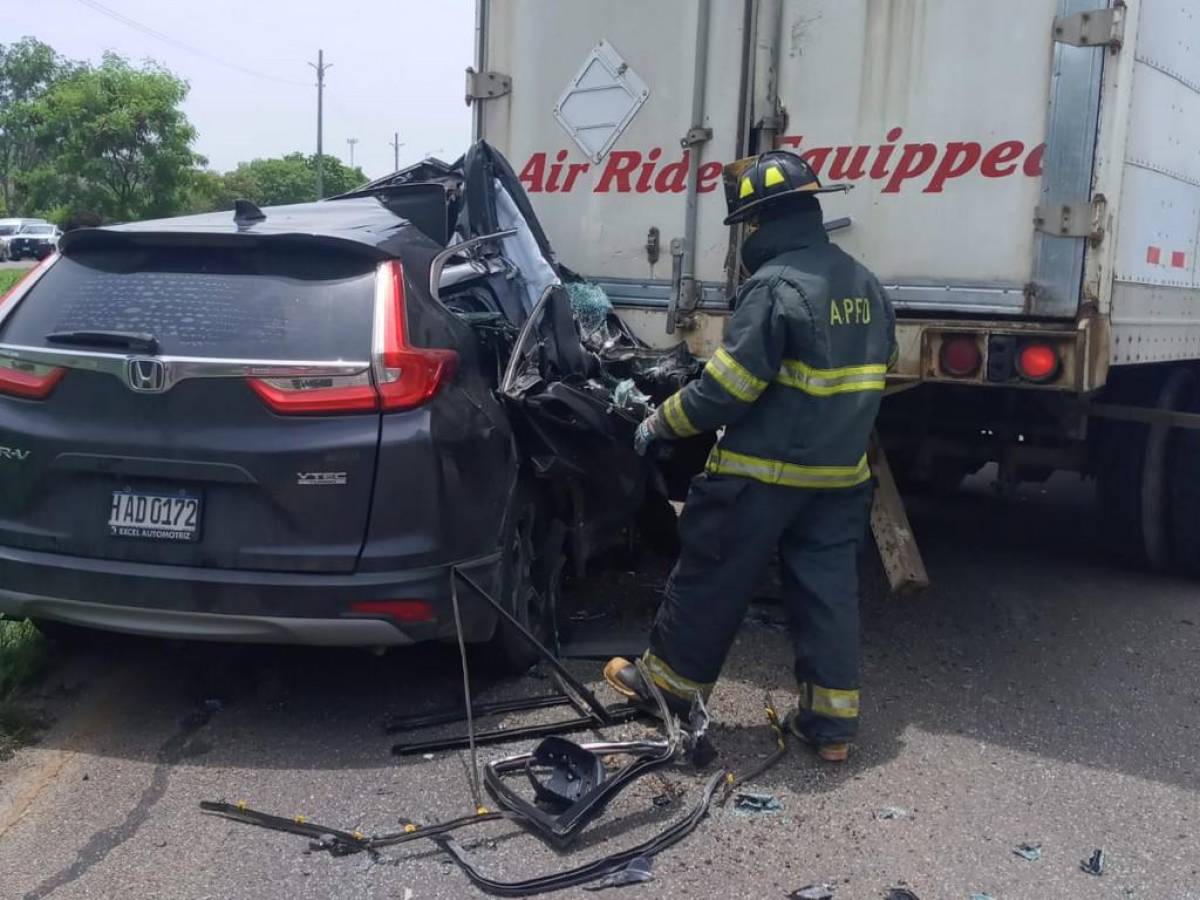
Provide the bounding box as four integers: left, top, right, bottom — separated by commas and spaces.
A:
722, 150, 850, 225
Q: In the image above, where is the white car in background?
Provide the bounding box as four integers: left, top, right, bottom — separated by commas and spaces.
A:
0, 218, 50, 261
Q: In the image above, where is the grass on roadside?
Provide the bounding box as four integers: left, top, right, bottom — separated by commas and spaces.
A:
0, 267, 31, 296
0, 618, 48, 760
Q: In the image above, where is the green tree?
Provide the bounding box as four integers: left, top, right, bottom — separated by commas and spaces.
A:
220, 153, 366, 207
27, 53, 203, 222
0, 38, 78, 214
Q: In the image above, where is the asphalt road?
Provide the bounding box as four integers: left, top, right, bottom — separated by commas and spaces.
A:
1, 473, 1197, 900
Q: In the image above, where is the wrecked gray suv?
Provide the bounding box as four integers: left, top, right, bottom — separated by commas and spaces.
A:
0, 142, 699, 668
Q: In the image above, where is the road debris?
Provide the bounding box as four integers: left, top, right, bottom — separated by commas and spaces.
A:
1013, 842, 1042, 861
200, 591, 791, 896
732, 791, 782, 815
651, 794, 673, 808
789, 884, 834, 900
969, 894, 995, 900
885, 889, 920, 900
875, 806, 909, 821
1081, 848, 1105, 876
582, 856, 653, 891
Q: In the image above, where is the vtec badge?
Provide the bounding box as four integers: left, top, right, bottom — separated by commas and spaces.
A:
297, 472, 347, 486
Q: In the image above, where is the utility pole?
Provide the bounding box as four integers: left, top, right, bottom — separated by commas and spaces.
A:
389, 132, 405, 172
308, 50, 332, 199
346, 137, 358, 168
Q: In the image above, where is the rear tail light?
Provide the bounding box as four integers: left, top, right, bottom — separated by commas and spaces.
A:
248, 260, 457, 415
0, 255, 65, 399
349, 599, 434, 623
247, 371, 378, 415
1016, 342, 1060, 383
938, 335, 982, 377
373, 260, 458, 411
0, 358, 65, 399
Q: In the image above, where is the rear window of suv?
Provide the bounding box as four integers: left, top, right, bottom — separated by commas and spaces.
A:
0, 243, 376, 361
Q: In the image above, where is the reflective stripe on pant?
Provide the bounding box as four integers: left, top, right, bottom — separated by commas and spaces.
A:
647, 473, 873, 742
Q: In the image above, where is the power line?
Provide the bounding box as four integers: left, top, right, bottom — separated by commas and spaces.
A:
310, 51, 331, 198
72, 0, 310, 87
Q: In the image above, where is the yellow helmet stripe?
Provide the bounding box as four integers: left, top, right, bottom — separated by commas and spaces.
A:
763, 165, 786, 188
739, 176, 755, 199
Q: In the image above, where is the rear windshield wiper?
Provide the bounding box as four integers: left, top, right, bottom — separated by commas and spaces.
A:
46, 330, 159, 354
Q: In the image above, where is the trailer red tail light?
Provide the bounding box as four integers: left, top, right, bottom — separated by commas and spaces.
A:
373, 260, 458, 411
939, 335, 982, 377
349, 599, 434, 623
1017, 342, 1060, 383
0, 358, 65, 399
249, 260, 457, 415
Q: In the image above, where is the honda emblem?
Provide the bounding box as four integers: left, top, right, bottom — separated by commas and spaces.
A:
126, 357, 167, 393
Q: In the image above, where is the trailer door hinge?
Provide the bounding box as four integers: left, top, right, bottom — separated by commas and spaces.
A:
464, 68, 512, 105
1035, 195, 1107, 244
680, 126, 713, 149
1052, 5, 1125, 50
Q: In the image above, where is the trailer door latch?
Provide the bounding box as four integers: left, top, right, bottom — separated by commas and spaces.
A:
464, 68, 512, 105
1052, 6, 1125, 50
1035, 195, 1107, 245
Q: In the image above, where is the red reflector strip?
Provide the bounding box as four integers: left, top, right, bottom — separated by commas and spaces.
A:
1172, 251, 1187, 269
349, 600, 434, 623
1146, 246, 1162, 266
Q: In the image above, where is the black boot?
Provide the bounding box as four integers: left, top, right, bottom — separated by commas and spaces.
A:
602, 657, 694, 719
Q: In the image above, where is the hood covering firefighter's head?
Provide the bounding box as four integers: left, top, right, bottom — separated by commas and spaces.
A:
722, 150, 850, 227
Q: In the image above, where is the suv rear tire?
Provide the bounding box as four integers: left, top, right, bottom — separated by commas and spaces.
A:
491, 491, 563, 674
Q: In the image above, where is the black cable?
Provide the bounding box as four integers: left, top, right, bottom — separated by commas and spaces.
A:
450, 573, 485, 813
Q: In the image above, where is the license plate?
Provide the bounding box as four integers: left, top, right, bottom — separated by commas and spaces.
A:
109, 491, 201, 541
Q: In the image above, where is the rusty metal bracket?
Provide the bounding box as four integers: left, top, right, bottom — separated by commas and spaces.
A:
1034, 195, 1106, 244
464, 67, 512, 105
1052, 6, 1125, 50
680, 126, 713, 149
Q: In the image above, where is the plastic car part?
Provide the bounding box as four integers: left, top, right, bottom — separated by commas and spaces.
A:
435, 767, 728, 897
526, 736, 607, 809
484, 739, 677, 849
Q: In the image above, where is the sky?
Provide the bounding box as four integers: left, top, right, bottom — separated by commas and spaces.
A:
3, 0, 476, 179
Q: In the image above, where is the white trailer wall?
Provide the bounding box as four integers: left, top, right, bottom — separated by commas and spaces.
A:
1107, 1, 1200, 365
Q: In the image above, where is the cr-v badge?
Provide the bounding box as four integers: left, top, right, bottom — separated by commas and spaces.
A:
126, 357, 167, 393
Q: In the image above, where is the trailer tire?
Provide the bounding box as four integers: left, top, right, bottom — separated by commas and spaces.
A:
1096, 367, 1195, 570
1168, 372, 1200, 575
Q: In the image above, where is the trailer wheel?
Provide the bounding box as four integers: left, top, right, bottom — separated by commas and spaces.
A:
1168, 372, 1200, 575
1097, 367, 1195, 570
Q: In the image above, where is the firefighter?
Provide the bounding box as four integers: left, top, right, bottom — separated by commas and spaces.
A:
605, 150, 895, 762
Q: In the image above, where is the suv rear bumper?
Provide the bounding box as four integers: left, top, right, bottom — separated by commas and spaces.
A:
0, 544, 502, 646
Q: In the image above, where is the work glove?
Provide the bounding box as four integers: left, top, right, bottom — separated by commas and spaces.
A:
634, 413, 661, 456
